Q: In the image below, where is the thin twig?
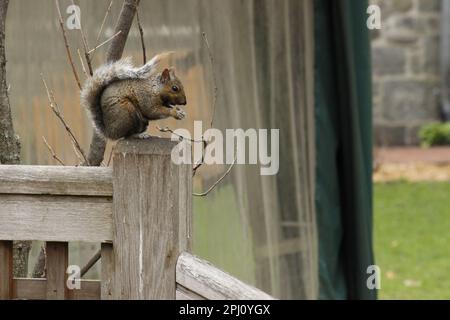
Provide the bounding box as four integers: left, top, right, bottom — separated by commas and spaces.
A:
41, 74, 89, 165
195, 30, 232, 184
83, 40, 93, 76
202, 32, 218, 129
77, 48, 88, 77
71, 0, 93, 75
41, 75, 60, 113
188, 32, 219, 177
91, 0, 114, 62
136, 7, 146, 65
156, 125, 205, 143
96, 0, 114, 45
87, 31, 122, 54
156, 125, 207, 177
193, 156, 236, 197
55, 0, 82, 90
70, 140, 84, 165
42, 136, 65, 166
192, 139, 208, 177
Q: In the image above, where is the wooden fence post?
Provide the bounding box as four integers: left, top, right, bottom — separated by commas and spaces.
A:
0, 241, 13, 299
46, 242, 68, 300
111, 138, 192, 299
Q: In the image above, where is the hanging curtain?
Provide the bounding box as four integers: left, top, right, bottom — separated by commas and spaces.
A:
315, 0, 376, 299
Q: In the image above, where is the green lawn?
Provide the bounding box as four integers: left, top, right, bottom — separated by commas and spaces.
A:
193, 185, 256, 286
192, 182, 449, 299
374, 182, 450, 300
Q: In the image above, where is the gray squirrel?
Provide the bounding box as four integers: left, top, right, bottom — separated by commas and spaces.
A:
81, 53, 187, 140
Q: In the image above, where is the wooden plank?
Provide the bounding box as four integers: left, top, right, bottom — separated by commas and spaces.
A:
176, 284, 206, 300
0, 194, 112, 242
71, 280, 101, 300
176, 252, 274, 300
112, 138, 191, 299
13, 278, 46, 300
0, 165, 112, 196
0, 241, 13, 299
46, 242, 68, 300
13, 278, 100, 300
100, 243, 114, 300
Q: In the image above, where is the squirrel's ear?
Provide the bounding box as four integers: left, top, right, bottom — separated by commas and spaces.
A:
161, 68, 171, 84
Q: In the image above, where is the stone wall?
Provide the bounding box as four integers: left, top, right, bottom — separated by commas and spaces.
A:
371, 0, 442, 146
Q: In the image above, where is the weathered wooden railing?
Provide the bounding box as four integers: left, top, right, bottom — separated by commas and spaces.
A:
0, 138, 272, 300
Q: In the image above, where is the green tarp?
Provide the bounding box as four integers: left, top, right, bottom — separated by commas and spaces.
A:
315, 0, 376, 300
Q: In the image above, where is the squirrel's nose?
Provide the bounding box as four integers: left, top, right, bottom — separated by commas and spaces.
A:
181, 99, 187, 105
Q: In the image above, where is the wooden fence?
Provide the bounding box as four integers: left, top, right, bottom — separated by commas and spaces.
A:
0, 138, 273, 300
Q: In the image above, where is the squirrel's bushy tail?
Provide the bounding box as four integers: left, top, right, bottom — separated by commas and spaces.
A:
81, 53, 172, 135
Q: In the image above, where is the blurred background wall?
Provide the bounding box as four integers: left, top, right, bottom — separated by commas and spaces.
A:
370, 0, 441, 146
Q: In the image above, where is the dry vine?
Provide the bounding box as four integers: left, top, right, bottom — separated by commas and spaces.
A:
155, 32, 235, 195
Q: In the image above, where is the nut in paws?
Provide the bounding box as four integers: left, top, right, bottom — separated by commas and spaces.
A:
175, 108, 186, 120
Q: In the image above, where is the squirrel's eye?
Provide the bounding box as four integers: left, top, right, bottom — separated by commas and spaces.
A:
172, 86, 179, 92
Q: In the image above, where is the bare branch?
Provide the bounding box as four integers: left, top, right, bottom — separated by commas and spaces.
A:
41, 75, 60, 112
77, 48, 88, 77
136, 7, 146, 65
202, 32, 218, 129
42, 136, 65, 166
41, 74, 89, 165
106, 0, 141, 62
87, 30, 122, 55
84, 50, 94, 76
55, 0, 82, 90
70, 139, 84, 165
91, 0, 114, 62
96, 0, 115, 45
87, 0, 141, 166
70, 0, 93, 75
193, 157, 236, 197
1, 0, 31, 278
0, 0, 20, 166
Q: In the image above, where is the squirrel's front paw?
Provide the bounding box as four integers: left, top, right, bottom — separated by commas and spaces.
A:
174, 107, 186, 120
